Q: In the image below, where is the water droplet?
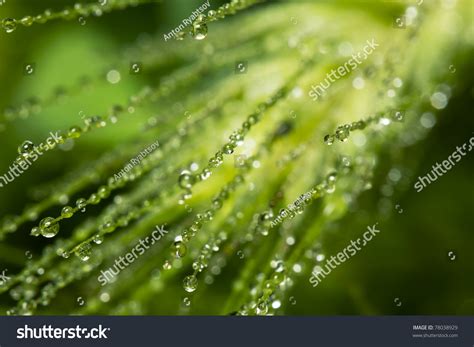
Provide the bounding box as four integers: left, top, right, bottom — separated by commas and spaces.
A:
173, 241, 187, 258
68, 126, 82, 139
75, 243, 92, 261
324, 182, 336, 194
61, 251, 70, 259
18, 140, 35, 158
61, 206, 74, 218
259, 211, 273, 228
93, 234, 104, 244
183, 275, 198, 292
2, 18, 17, 33
19, 15, 33, 26
192, 261, 205, 272
335, 126, 349, 142
200, 168, 211, 180
324, 134, 334, 145
191, 22, 208, 40
39, 217, 59, 238
326, 172, 337, 183
256, 301, 268, 315
30, 227, 40, 237
223, 143, 234, 154
178, 171, 195, 189
76, 198, 87, 212
274, 260, 285, 273
163, 260, 172, 270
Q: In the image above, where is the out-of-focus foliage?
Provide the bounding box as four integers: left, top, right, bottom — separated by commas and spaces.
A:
0, 0, 472, 315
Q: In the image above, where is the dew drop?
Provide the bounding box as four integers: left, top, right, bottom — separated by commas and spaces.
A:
76, 198, 87, 212
325, 183, 336, 194
324, 134, 334, 145
274, 260, 285, 273
192, 261, 205, 272
335, 126, 349, 142
256, 301, 268, 315
61, 206, 74, 218
326, 172, 337, 183
68, 126, 82, 139
178, 171, 195, 189
173, 241, 187, 259
39, 217, 59, 238
20, 16, 34, 27
200, 168, 211, 180
183, 275, 198, 292
61, 251, 70, 259
2, 18, 17, 33
18, 140, 35, 158
75, 243, 92, 261
30, 227, 40, 237
93, 234, 104, 244
163, 260, 172, 270
191, 23, 208, 40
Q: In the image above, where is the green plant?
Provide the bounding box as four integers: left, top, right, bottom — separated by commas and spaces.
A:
0, 0, 472, 315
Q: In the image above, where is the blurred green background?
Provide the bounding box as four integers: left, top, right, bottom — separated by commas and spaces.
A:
0, 0, 473, 315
